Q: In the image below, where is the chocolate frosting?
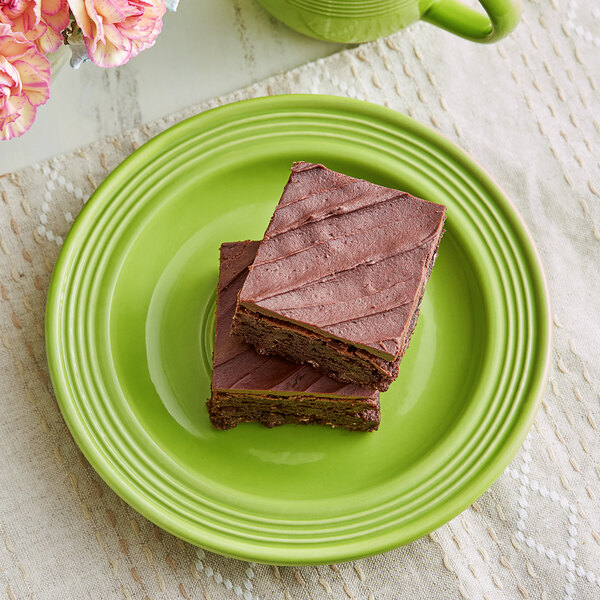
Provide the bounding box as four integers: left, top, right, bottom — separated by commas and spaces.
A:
238, 163, 446, 361
212, 240, 377, 399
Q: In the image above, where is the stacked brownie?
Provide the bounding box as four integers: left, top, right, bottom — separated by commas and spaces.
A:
207, 162, 446, 432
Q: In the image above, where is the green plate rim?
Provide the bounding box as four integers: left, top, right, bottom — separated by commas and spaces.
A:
46, 94, 552, 565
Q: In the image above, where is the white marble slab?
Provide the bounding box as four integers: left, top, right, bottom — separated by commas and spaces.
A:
1, 0, 345, 175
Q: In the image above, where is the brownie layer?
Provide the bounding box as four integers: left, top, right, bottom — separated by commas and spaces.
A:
232, 306, 400, 390
234, 162, 446, 389
209, 240, 379, 431
208, 392, 380, 431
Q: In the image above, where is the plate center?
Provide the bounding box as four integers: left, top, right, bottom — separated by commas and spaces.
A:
109, 157, 487, 513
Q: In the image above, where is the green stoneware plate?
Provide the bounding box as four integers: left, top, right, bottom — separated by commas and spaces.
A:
46, 95, 551, 565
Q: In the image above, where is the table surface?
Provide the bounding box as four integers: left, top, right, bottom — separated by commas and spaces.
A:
1, 0, 345, 175
2, 2, 600, 598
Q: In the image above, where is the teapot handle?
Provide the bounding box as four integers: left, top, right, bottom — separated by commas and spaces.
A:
422, 0, 521, 43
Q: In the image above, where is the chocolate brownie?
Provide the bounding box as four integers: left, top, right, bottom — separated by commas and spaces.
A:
232, 162, 446, 391
207, 241, 380, 431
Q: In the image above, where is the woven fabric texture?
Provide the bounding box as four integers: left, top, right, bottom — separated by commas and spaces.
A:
1, 1, 599, 598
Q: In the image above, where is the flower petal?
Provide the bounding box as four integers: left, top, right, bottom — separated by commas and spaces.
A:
85, 24, 132, 67
0, 93, 26, 122
0, 99, 37, 140
41, 0, 64, 17
43, 1, 70, 32
21, 46, 51, 79
0, 70, 17, 87
74, 0, 165, 67
68, 0, 93, 37
0, 28, 34, 59
0, 55, 22, 92
23, 20, 48, 42
93, 0, 130, 23
21, 1, 42, 33
30, 21, 64, 52
0, 110, 22, 131
12, 58, 50, 106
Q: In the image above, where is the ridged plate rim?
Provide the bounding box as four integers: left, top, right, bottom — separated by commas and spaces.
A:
46, 94, 551, 565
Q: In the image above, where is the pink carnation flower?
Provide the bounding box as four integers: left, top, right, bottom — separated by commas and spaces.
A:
0, 23, 50, 140
0, 0, 70, 53
68, 0, 166, 68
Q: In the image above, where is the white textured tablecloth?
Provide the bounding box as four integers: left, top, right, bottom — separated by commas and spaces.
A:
1, 1, 600, 598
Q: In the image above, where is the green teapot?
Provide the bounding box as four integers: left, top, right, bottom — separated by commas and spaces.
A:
257, 0, 521, 44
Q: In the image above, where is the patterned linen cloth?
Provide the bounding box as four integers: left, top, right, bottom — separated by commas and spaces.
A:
1, 1, 599, 598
